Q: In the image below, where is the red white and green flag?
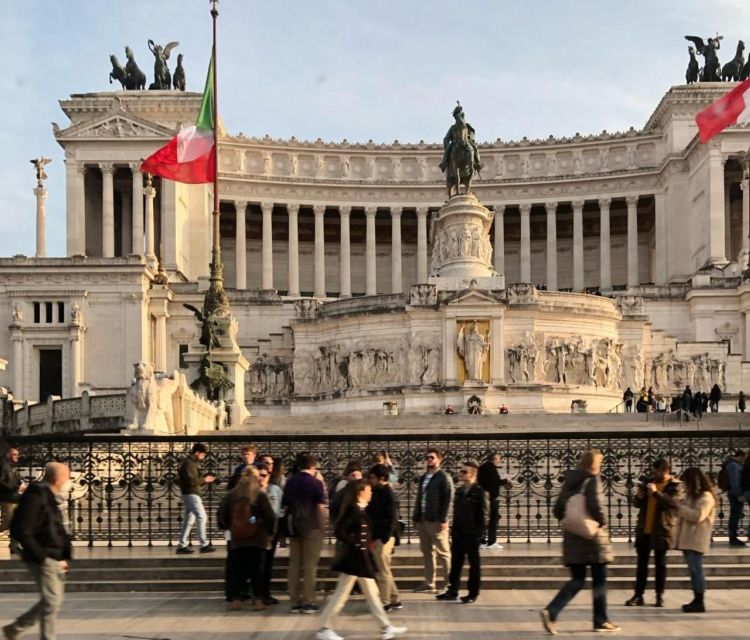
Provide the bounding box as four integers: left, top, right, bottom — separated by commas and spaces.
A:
141, 57, 215, 183
695, 77, 750, 143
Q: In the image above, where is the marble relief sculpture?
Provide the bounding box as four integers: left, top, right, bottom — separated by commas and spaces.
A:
248, 354, 292, 401
292, 337, 441, 396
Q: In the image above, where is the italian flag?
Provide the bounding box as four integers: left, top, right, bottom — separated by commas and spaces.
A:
695, 77, 750, 143
141, 57, 215, 183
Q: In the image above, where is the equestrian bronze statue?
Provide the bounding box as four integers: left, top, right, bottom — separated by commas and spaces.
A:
439, 102, 482, 198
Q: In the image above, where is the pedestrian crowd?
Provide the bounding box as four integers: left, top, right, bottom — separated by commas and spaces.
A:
2, 442, 750, 638
622, 383, 734, 416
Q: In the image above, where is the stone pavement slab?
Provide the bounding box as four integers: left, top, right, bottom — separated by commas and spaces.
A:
0, 589, 748, 639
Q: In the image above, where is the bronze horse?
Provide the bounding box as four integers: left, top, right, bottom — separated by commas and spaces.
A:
109, 55, 128, 89
446, 121, 474, 198
722, 40, 745, 82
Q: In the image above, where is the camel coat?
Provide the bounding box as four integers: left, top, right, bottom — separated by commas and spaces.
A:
675, 492, 716, 555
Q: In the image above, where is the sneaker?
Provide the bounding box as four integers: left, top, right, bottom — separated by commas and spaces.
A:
460, 595, 476, 604
199, 544, 217, 554
540, 609, 557, 635
594, 622, 621, 633
381, 626, 407, 640
384, 601, 403, 612
175, 546, 194, 555
484, 543, 503, 550
436, 590, 459, 601
624, 594, 644, 606
2, 625, 20, 640
301, 603, 320, 614
412, 584, 436, 593
291, 604, 304, 614
729, 539, 747, 547
316, 629, 344, 640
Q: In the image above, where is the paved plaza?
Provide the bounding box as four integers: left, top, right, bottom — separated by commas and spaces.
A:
0, 589, 748, 639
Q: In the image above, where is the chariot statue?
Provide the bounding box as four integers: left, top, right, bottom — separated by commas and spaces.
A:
439, 102, 482, 198
685, 34, 723, 82
148, 39, 179, 90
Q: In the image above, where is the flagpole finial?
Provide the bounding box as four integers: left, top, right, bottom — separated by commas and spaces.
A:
210, 0, 218, 16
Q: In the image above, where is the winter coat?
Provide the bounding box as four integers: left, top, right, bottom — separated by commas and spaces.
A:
451, 483, 489, 539
366, 484, 398, 543
477, 461, 509, 500
10, 483, 72, 565
633, 476, 682, 551
553, 469, 614, 566
675, 492, 715, 555
413, 468, 453, 523
332, 504, 377, 579
178, 455, 207, 495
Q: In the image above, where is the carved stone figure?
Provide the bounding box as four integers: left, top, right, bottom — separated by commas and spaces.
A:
148, 40, 179, 90
70, 302, 82, 325
127, 362, 180, 433
440, 102, 482, 197
424, 347, 441, 385
409, 284, 437, 306
458, 321, 490, 382
173, 53, 186, 90
11, 303, 22, 324
294, 298, 320, 319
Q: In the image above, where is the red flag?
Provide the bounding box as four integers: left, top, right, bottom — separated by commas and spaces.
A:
695, 78, 750, 144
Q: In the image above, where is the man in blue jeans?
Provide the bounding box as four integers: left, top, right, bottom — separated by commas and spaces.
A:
176, 443, 216, 554
726, 450, 747, 546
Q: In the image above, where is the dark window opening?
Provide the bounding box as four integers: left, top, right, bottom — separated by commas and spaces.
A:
58, 302, 65, 323
178, 344, 189, 369
33, 302, 40, 324
39, 348, 63, 401
45, 302, 53, 323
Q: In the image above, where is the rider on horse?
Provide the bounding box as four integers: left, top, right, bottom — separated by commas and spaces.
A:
439, 102, 482, 174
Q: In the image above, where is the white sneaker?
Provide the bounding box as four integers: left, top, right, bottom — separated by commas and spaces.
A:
316, 629, 344, 640
382, 625, 407, 640
484, 543, 503, 550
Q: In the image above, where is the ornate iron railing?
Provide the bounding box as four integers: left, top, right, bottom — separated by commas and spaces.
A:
5, 429, 748, 546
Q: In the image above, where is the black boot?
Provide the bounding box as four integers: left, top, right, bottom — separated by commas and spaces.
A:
683, 592, 705, 613
655, 593, 664, 608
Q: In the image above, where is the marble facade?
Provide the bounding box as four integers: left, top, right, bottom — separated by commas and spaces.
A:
3, 83, 750, 420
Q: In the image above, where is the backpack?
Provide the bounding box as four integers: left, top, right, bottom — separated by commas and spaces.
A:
717, 460, 732, 493
230, 500, 259, 540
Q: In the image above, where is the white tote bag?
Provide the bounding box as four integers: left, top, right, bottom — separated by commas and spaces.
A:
560, 478, 600, 540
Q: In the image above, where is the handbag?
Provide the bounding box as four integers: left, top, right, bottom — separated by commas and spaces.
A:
560, 478, 600, 540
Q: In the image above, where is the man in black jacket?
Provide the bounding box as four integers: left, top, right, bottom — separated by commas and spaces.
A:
4, 462, 72, 640
477, 452, 512, 550
412, 448, 453, 593
0, 446, 26, 554
367, 464, 401, 611
437, 460, 489, 604
176, 443, 216, 555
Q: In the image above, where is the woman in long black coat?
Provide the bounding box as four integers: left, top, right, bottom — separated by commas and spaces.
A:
540, 449, 620, 635
316, 479, 406, 640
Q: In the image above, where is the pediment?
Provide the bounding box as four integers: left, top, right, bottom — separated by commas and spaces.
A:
55, 112, 175, 140
444, 284, 503, 306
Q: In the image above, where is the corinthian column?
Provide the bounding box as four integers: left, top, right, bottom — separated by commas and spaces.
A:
626, 195, 639, 288
494, 205, 505, 275
260, 201, 273, 290
545, 202, 557, 291
339, 206, 351, 297
572, 200, 584, 291
365, 206, 377, 295
519, 204, 531, 282
287, 204, 300, 297
100, 163, 115, 257
130, 163, 144, 255
416, 206, 428, 282
34, 184, 47, 258
313, 204, 326, 298
234, 200, 247, 290
598, 198, 611, 290
143, 175, 156, 259
390, 208, 402, 293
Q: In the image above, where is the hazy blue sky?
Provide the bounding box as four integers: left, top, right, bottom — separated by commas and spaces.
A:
1, 0, 748, 257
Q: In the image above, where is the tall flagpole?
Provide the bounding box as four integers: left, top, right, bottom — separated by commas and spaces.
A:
205, 0, 229, 317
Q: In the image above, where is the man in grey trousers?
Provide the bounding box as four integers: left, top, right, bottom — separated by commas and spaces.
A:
3, 462, 72, 640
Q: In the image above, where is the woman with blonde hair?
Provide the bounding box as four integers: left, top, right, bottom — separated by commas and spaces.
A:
540, 449, 619, 634
650, 467, 716, 612
218, 466, 275, 611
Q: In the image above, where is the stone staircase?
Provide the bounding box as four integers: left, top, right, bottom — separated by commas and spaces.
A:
218, 411, 750, 436
2, 544, 749, 593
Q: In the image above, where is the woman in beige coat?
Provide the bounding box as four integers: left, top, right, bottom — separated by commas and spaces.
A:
651, 467, 716, 613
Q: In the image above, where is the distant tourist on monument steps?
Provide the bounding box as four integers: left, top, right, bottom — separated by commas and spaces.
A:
176, 443, 217, 555
622, 387, 634, 413
0, 446, 25, 554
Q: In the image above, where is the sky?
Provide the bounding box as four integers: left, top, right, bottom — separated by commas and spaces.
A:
1, 0, 749, 257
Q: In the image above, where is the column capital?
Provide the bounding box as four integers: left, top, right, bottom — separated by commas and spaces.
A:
259, 201, 273, 214
233, 200, 248, 212
312, 203, 326, 217
415, 205, 429, 218
287, 203, 300, 216
99, 162, 115, 175
339, 205, 351, 217
571, 199, 585, 211
390, 208, 402, 220
518, 203, 531, 215
598, 197, 612, 209
492, 204, 507, 215
544, 201, 557, 213
625, 195, 639, 207
364, 205, 377, 218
